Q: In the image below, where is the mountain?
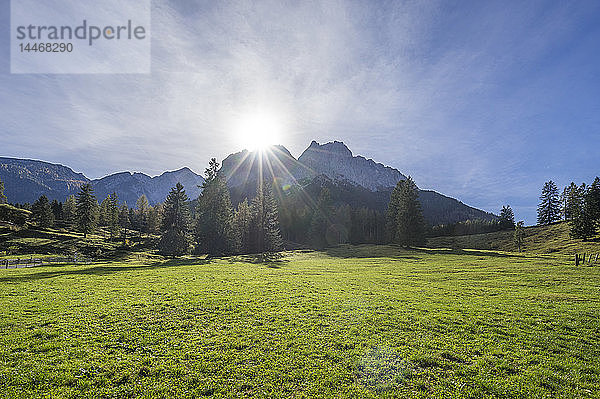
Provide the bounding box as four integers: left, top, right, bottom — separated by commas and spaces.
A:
0, 157, 204, 206
0, 157, 89, 203
221, 141, 497, 225
297, 141, 406, 190
0, 141, 497, 226
92, 168, 204, 206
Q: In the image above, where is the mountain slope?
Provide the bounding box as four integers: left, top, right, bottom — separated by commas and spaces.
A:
0, 157, 89, 204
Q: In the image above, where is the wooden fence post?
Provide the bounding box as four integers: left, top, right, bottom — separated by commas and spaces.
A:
575, 254, 579, 266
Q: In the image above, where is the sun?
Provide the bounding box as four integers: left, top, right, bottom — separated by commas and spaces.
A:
234, 110, 282, 151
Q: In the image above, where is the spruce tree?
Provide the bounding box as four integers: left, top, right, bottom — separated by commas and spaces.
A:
119, 203, 130, 244
146, 205, 161, 235
0, 177, 6, 204
107, 193, 120, 239
587, 177, 600, 222
389, 177, 426, 247
194, 158, 238, 255
233, 198, 251, 254
514, 221, 525, 252
136, 194, 150, 236
63, 195, 77, 229
537, 180, 560, 225
158, 183, 191, 256
561, 182, 581, 221
499, 205, 515, 229
51, 200, 63, 222
570, 186, 597, 240
385, 181, 403, 243
31, 195, 54, 228
249, 181, 283, 254
76, 184, 98, 238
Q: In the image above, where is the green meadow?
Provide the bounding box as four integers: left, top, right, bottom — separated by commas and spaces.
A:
0, 245, 599, 398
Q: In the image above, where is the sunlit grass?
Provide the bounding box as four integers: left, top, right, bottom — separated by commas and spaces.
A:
0, 246, 598, 397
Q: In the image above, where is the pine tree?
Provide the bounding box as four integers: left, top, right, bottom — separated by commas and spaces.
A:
158, 183, 191, 256
31, 195, 54, 228
233, 198, 251, 254
249, 181, 283, 254
50, 200, 63, 222
514, 221, 525, 252
146, 205, 161, 235
570, 186, 597, 240
561, 182, 581, 221
587, 177, 600, 222
76, 184, 98, 238
63, 195, 77, 229
118, 203, 130, 244
309, 188, 332, 249
389, 177, 426, 247
136, 194, 150, 236
499, 205, 515, 229
0, 177, 6, 204
385, 181, 403, 243
537, 180, 560, 225
194, 158, 238, 255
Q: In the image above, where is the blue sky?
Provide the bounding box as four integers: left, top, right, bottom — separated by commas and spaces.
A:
1, 0, 599, 224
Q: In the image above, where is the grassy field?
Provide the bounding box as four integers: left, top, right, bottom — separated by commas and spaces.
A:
0, 245, 599, 398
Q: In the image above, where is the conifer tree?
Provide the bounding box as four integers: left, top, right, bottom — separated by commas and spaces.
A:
76, 184, 98, 238
146, 205, 161, 235
537, 180, 560, 225
31, 195, 54, 228
50, 200, 63, 222
118, 203, 130, 244
514, 221, 525, 252
194, 158, 238, 255
587, 177, 600, 222
499, 205, 515, 229
233, 198, 251, 254
561, 182, 581, 221
63, 195, 77, 229
570, 186, 598, 240
385, 181, 403, 243
158, 183, 191, 256
136, 194, 150, 236
387, 177, 426, 247
249, 181, 283, 253
0, 177, 6, 204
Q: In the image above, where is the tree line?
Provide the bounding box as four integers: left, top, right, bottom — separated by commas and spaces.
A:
537, 178, 600, 240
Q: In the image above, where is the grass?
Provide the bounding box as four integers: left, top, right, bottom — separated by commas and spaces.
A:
0, 245, 599, 398
428, 221, 600, 255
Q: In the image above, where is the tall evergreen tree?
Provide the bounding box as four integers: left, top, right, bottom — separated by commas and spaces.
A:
537, 180, 561, 225
499, 205, 515, 229
107, 193, 120, 239
561, 182, 582, 221
76, 184, 98, 238
514, 221, 525, 252
387, 177, 426, 247
385, 181, 403, 243
146, 205, 161, 235
570, 185, 598, 240
50, 200, 63, 222
118, 203, 130, 244
31, 195, 54, 228
136, 194, 150, 236
0, 177, 6, 204
249, 181, 283, 253
233, 198, 251, 254
158, 183, 191, 256
587, 177, 600, 222
309, 188, 333, 249
63, 195, 77, 229
194, 158, 238, 255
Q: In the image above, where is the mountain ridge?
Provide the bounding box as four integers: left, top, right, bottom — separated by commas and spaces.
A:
0, 141, 497, 225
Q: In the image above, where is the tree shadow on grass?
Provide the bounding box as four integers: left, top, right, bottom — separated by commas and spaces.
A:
324, 244, 529, 260
0, 257, 211, 283
229, 253, 289, 268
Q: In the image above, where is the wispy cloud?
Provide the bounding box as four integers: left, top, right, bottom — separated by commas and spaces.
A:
1, 0, 599, 224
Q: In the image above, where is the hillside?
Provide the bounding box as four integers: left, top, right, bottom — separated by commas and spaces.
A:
428, 221, 600, 255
